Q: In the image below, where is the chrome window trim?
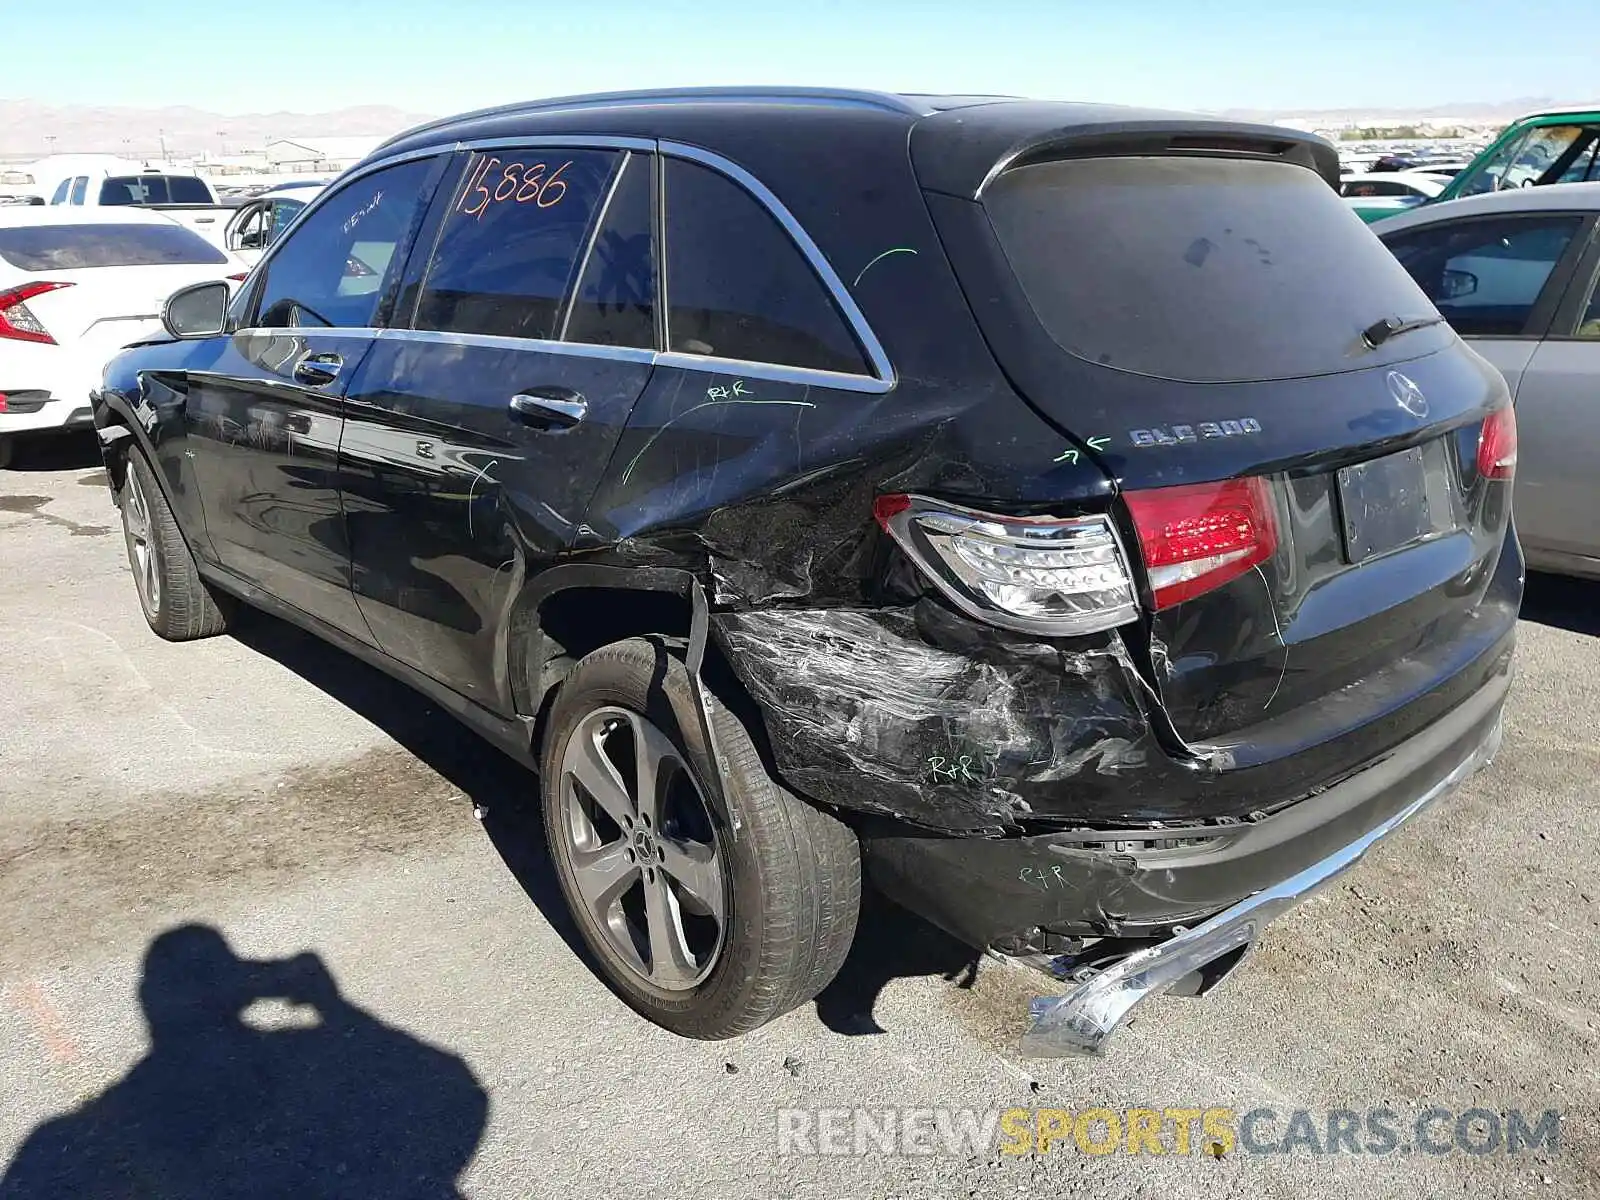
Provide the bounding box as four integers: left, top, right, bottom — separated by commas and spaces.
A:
655, 352, 891, 393
457, 134, 657, 155
255, 135, 898, 391
659, 140, 896, 388
230, 325, 388, 340
378, 327, 658, 365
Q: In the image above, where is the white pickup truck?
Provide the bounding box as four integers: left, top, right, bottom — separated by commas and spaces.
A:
42, 162, 236, 246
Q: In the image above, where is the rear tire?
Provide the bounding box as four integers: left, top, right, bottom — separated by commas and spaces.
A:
0, 436, 13, 470
119, 448, 233, 641
541, 637, 861, 1040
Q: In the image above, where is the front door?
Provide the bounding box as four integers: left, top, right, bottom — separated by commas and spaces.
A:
183, 155, 442, 640
341, 146, 660, 709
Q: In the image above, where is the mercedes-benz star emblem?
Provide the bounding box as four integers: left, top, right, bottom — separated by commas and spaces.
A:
1387, 371, 1429, 419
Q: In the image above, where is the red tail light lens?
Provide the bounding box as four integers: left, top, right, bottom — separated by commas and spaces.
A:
1477, 405, 1517, 480
875, 494, 1139, 635
1125, 477, 1278, 610
0, 281, 73, 345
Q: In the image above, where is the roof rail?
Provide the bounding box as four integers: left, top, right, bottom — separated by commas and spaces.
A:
376, 87, 930, 153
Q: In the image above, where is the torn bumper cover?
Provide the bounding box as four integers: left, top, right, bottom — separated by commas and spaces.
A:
1020, 699, 1505, 1058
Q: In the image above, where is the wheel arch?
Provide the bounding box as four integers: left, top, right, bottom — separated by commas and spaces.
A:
506, 565, 779, 804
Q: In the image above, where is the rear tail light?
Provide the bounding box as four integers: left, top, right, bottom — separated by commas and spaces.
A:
874, 494, 1139, 635
0, 281, 73, 345
1124, 477, 1278, 610
1477, 405, 1517, 480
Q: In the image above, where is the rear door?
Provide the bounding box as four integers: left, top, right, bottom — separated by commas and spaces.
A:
182, 155, 442, 640
1506, 238, 1600, 565
1382, 210, 1599, 561
340, 143, 658, 710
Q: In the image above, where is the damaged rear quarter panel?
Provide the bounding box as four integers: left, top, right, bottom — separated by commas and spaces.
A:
713, 602, 1174, 835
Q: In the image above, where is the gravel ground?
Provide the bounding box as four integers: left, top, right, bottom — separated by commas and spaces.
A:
0, 435, 1595, 1199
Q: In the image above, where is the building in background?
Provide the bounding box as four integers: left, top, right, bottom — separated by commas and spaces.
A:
263, 137, 384, 174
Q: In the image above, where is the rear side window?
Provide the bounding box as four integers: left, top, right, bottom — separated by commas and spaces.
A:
69, 177, 88, 204
984, 155, 1442, 383
663, 158, 867, 375
414, 149, 619, 340
1382, 214, 1584, 337
0, 223, 229, 270
563, 152, 656, 349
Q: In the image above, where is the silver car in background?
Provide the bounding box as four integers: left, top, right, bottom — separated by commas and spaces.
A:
1375, 183, 1600, 579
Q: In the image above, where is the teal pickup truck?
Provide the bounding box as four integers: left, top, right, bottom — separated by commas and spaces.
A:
1350, 106, 1600, 222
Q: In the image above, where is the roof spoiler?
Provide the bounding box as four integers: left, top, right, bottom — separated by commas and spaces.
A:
911, 105, 1341, 199
974, 125, 1339, 196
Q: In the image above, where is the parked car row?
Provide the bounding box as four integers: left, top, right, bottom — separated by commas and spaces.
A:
0, 207, 250, 466
79, 88, 1524, 1060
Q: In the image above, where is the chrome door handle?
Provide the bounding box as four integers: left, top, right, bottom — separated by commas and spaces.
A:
509, 389, 587, 427
293, 352, 343, 387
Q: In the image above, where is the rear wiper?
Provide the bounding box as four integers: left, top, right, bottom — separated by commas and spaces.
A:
1361, 314, 1446, 350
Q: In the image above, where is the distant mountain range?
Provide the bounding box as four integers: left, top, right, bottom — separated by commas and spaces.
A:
0, 100, 439, 160
6, 94, 1599, 161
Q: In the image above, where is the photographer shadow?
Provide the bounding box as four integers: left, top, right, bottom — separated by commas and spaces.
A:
0, 925, 487, 1200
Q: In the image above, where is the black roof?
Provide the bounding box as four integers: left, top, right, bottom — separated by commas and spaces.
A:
369, 88, 1340, 198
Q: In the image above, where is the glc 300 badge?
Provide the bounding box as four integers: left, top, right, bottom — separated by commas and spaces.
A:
1129, 419, 1262, 447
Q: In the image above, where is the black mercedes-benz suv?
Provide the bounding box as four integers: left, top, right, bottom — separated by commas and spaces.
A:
93, 88, 1518, 1055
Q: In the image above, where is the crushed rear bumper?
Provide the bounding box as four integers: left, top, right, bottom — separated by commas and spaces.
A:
1019, 707, 1504, 1057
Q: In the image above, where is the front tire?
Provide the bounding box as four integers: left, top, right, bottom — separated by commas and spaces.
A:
119, 449, 233, 641
541, 637, 861, 1040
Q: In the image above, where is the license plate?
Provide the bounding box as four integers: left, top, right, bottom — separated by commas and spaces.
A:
1337, 445, 1432, 563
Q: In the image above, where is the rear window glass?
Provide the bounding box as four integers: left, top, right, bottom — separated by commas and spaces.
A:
99, 175, 212, 205
983, 155, 1444, 383
0, 223, 229, 270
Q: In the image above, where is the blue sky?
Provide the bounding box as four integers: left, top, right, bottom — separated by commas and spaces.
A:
9, 0, 1597, 114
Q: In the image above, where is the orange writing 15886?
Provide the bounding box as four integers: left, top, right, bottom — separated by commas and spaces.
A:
456, 154, 573, 218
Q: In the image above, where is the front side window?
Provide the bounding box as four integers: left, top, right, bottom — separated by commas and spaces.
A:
662, 157, 868, 375
49, 178, 70, 205
1383, 214, 1584, 336
414, 149, 619, 340
253, 157, 435, 330
1456, 124, 1597, 197
268, 198, 305, 241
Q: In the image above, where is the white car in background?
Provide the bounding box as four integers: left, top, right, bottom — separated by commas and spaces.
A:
223, 181, 327, 266
0, 207, 246, 467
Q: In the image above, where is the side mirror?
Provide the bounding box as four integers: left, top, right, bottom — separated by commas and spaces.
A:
1439, 269, 1479, 301
162, 280, 231, 339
